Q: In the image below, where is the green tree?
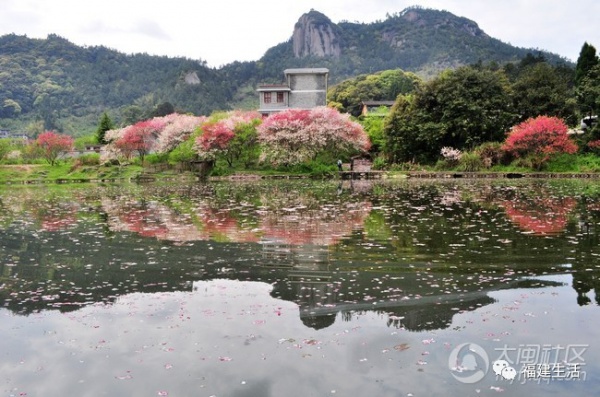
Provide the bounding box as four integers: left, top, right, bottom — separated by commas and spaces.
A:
120, 105, 144, 126
577, 63, 600, 118
512, 62, 577, 122
575, 42, 598, 87
328, 69, 420, 116
383, 95, 425, 163
1, 99, 22, 117
150, 102, 175, 118
575, 63, 600, 147
95, 112, 114, 144
384, 66, 516, 163
360, 111, 386, 153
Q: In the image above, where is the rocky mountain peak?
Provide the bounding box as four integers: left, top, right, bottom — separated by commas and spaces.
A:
292, 10, 341, 58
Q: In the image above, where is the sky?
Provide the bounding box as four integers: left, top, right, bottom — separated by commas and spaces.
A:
1, 0, 599, 67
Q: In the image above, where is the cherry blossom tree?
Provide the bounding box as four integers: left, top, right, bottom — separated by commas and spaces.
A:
100, 127, 128, 163
502, 116, 577, 169
154, 114, 207, 154
257, 106, 371, 165
36, 130, 74, 166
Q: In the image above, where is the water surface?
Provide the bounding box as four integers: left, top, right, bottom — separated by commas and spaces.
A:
1, 179, 599, 396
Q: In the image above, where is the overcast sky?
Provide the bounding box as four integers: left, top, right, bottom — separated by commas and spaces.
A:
1, 0, 599, 67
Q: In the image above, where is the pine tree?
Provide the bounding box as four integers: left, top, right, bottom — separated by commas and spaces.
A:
575, 42, 599, 86
95, 112, 114, 144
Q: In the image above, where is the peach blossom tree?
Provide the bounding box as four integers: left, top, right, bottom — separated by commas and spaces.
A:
195, 111, 262, 167
257, 107, 370, 166
36, 130, 74, 166
102, 118, 167, 164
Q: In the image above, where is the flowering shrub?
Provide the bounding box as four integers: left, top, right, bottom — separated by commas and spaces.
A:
257, 107, 371, 165
588, 139, 600, 153
474, 142, 505, 168
440, 147, 462, 164
502, 116, 577, 169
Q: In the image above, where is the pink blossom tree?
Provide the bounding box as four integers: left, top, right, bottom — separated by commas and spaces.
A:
502, 116, 577, 169
195, 110, 262, 167
36, 130, 74, 166
257, 107, 371, 165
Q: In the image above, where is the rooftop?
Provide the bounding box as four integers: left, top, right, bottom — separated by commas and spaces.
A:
257, 84, 291, 92
284, 68, 329, 75
362, 101, 396, 106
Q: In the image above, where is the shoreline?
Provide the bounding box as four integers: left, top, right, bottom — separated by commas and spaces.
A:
2, 170, 600, 185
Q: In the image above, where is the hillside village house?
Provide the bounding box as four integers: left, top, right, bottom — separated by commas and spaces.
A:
257, 68, 329, 117
360, 100, 396, 116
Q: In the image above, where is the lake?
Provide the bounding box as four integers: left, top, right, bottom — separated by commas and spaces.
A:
0, 178, 599, 396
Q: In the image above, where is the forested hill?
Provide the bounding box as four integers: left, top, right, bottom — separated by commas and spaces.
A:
0, 33, 232, 133
0, 6, 571, 135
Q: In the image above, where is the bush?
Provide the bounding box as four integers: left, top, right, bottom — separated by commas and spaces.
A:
474, 142, 505, 168
168, 135, 197, 164
2, 150, 23, 164
440, 147, 462, 166
78, 153, 100, 166
513, 154, 547, 171
144, 153, 168, 164
372, 155, 387, 170
502, 116, 577, 169
22, 142, 45, 162
458, 151, 484, 172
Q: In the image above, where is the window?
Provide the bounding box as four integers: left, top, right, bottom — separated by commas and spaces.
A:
264, 92, 271, 104
277, 92, 284, 103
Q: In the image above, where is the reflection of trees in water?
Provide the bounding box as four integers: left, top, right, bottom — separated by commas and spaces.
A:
571, 202, 600, 306
500, 197, 577, 235
1, 180, 600, 328
99, 185, 372, 252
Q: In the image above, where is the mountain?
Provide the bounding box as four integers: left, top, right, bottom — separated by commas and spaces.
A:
0, 7, 572, 135
249, 7, 568, 83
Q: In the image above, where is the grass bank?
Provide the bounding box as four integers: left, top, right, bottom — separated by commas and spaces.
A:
0, 163, 197, 184
1, 152, 600, 185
